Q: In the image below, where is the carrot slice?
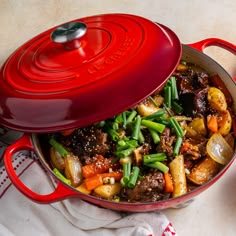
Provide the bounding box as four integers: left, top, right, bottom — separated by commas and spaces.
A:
164, 172, 174, 193
84, 174, 103, 191
82, 156, 118, 178
180, 141, 191, 153
207, 115, 218, 133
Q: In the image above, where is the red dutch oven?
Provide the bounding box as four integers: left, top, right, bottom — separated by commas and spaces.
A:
1, 13, 236, 212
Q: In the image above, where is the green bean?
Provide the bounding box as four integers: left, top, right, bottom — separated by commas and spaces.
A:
121, 162, 131, 187
172, 101, 183, 115
173, 136, 183, 156
128, 166, 140, 188
143, 109, 165, 120
106, 128, 120, 141
112, 122, 119, 130
132, 115, 141, 140
141, 120, 166, 133
169, 117, 184, 137
114, 113, 123, 124
117, 139, 138, 151
170, 76, 179, 100
116, 147, 134, 158
126, 110, 137, 124
148, 128, 160, 144
143, 153, 167, 164
138, 129, 145, 144
145, 161, 169, 173
117, 139, 126, 147
122, 111, 127, 129
156, 117, 170, 126
53, 168, 71, 185
164, 85, 172, 108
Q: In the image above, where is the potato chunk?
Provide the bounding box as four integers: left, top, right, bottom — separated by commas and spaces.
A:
187, 157, 219, 185
169, 155, 187, 198
76, 183, 91, 195
188, 117, 207, 136
207, 87, 227, 112
137, 104, 159, 117
94, 183, 122, 199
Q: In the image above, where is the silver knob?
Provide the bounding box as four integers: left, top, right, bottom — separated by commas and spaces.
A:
51, 22, 87, 49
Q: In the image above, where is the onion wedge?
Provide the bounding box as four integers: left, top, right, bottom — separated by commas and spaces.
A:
206, 132, 234, 165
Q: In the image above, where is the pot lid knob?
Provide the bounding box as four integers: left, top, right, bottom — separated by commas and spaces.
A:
50, 21, 87, 49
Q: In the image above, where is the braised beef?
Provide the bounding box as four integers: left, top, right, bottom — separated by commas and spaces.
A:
175, 69, 209, 94
58, 125, 112, 159
175, 67, 210, 117
194, 88, 209, 116
181, 138, 207, 161
156, 128, 175, 157
196, 72, 209, 88
120, 169, 165, 202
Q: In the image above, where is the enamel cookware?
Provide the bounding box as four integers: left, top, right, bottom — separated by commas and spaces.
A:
2, 13, 236, 212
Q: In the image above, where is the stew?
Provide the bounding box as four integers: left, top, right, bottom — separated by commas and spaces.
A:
45, 61, 235, 203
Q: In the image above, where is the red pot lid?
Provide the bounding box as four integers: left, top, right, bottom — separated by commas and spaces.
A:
0, 13, 181, 133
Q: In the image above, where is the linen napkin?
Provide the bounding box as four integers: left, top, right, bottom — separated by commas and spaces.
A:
0, 131, 177, 236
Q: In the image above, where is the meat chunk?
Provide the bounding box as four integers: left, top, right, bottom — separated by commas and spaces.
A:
120, 169, 165, 202
157, 128, 175, 157
59, 125, 112, 158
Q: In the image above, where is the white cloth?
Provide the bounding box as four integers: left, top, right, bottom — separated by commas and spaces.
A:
0, 150, 177, 236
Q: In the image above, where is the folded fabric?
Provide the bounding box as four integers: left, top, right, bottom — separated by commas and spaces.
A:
0, 149, 177, 236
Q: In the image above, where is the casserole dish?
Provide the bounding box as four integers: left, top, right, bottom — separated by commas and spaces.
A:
1, 14, 236, 212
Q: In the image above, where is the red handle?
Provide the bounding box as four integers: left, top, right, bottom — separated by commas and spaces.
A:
188, 38, 236, 81
4, 134, 79, 203
188, 38, 236, 54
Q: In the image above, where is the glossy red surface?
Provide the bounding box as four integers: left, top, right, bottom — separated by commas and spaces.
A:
0, 14, 181, 133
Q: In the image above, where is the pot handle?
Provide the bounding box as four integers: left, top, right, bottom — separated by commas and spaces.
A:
188, 38, 236, 54
188, 38, 236, 81
4, 134, 79, 203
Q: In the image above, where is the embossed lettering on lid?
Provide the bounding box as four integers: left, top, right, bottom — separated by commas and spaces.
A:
0, 13, 181, 132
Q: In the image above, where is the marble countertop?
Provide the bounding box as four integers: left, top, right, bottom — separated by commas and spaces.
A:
1, 1, 236, 235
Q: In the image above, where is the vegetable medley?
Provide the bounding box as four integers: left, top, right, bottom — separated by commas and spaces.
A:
47, 62, 236, 203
